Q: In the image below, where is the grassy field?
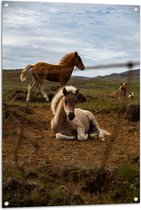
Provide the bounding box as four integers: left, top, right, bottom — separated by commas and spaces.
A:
2, 69, 140, 207
2, 69, 140, 108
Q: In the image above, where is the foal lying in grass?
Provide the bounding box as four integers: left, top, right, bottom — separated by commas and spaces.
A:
51, 86, 111, 141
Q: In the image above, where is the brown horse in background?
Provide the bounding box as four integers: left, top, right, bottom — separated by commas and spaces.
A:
20, 52, 85, 102
111, 83, 128, 99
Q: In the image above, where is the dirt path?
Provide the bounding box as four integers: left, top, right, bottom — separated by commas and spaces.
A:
3, 106, 139, 171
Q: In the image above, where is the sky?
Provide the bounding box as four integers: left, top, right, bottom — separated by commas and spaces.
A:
2, 1, 140, 77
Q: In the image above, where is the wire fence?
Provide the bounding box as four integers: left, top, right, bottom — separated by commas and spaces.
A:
85, 61, 140, 70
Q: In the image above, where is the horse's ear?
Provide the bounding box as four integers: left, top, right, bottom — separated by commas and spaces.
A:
125, 83, 127, 86
75, 88, 79, 96
63, 87, 68, 96
75, 51, 78, 56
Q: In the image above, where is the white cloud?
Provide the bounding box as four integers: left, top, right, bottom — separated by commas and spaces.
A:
2, 2, 140, 77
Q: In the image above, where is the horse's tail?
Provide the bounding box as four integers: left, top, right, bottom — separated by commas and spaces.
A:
20, 64, 33, 82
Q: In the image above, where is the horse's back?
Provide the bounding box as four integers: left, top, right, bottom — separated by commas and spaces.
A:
34, 62, 50, 68
32, 62, 50, 75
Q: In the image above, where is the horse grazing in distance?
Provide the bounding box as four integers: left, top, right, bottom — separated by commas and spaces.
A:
51, 86, 111, 141
20, 52, 85, 102
111, 83, 128, 100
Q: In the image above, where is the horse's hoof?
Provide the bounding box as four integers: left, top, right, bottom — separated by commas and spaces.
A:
46, 98, 50, 102
89, 133, 98, 139
99, 135, 105, 141
78, 135, 87, 141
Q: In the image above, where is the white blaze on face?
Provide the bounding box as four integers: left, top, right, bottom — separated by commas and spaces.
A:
62, 86, 79, 120
63, 98, 75, 120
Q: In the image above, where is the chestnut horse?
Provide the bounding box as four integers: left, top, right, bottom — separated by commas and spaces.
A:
20, 52, 85, 102
111, 83, 128, 99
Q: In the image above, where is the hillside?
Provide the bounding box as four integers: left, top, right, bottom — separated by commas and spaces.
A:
95, 69, 140, 81
2, 68, 140, 80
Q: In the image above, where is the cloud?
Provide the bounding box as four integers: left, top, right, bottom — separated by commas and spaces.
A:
2, 2, 140, 77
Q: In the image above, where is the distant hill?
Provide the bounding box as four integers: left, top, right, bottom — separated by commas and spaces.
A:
95, 69, 140, 81
3, 68, 139, 78
3, 68, 139, 93
2, 68, 140, 85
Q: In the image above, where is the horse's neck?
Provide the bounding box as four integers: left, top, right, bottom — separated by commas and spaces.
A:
61, 65, 74, 73
121, 89, 127, 96
61, 57, 75, 69
55, 99, 67, 124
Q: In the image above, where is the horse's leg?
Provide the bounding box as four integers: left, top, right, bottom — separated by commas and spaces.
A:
78, 133, 88, 141
56, 133, 76, 140
59, 77, 67, 88
26, 75, 38, 102
77, 126, 88, 141
88, 112, 111, 140
38, 83, 49, 102
38, 75, 49, 102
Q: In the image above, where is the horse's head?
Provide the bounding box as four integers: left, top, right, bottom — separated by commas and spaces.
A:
73, 52, 85, 70
119, 83, 128, 96
62, 87, 79, 121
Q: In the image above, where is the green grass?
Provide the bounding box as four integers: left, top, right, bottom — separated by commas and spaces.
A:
2, 70, 140, 111
110, 165, 140, 203
2, 164, 140, 206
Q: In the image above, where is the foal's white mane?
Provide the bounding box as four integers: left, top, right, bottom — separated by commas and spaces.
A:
51, 86, 77, 115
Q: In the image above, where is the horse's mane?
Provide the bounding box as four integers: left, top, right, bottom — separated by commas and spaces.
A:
59, 52, 74, 64
51, 86, 77, 115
